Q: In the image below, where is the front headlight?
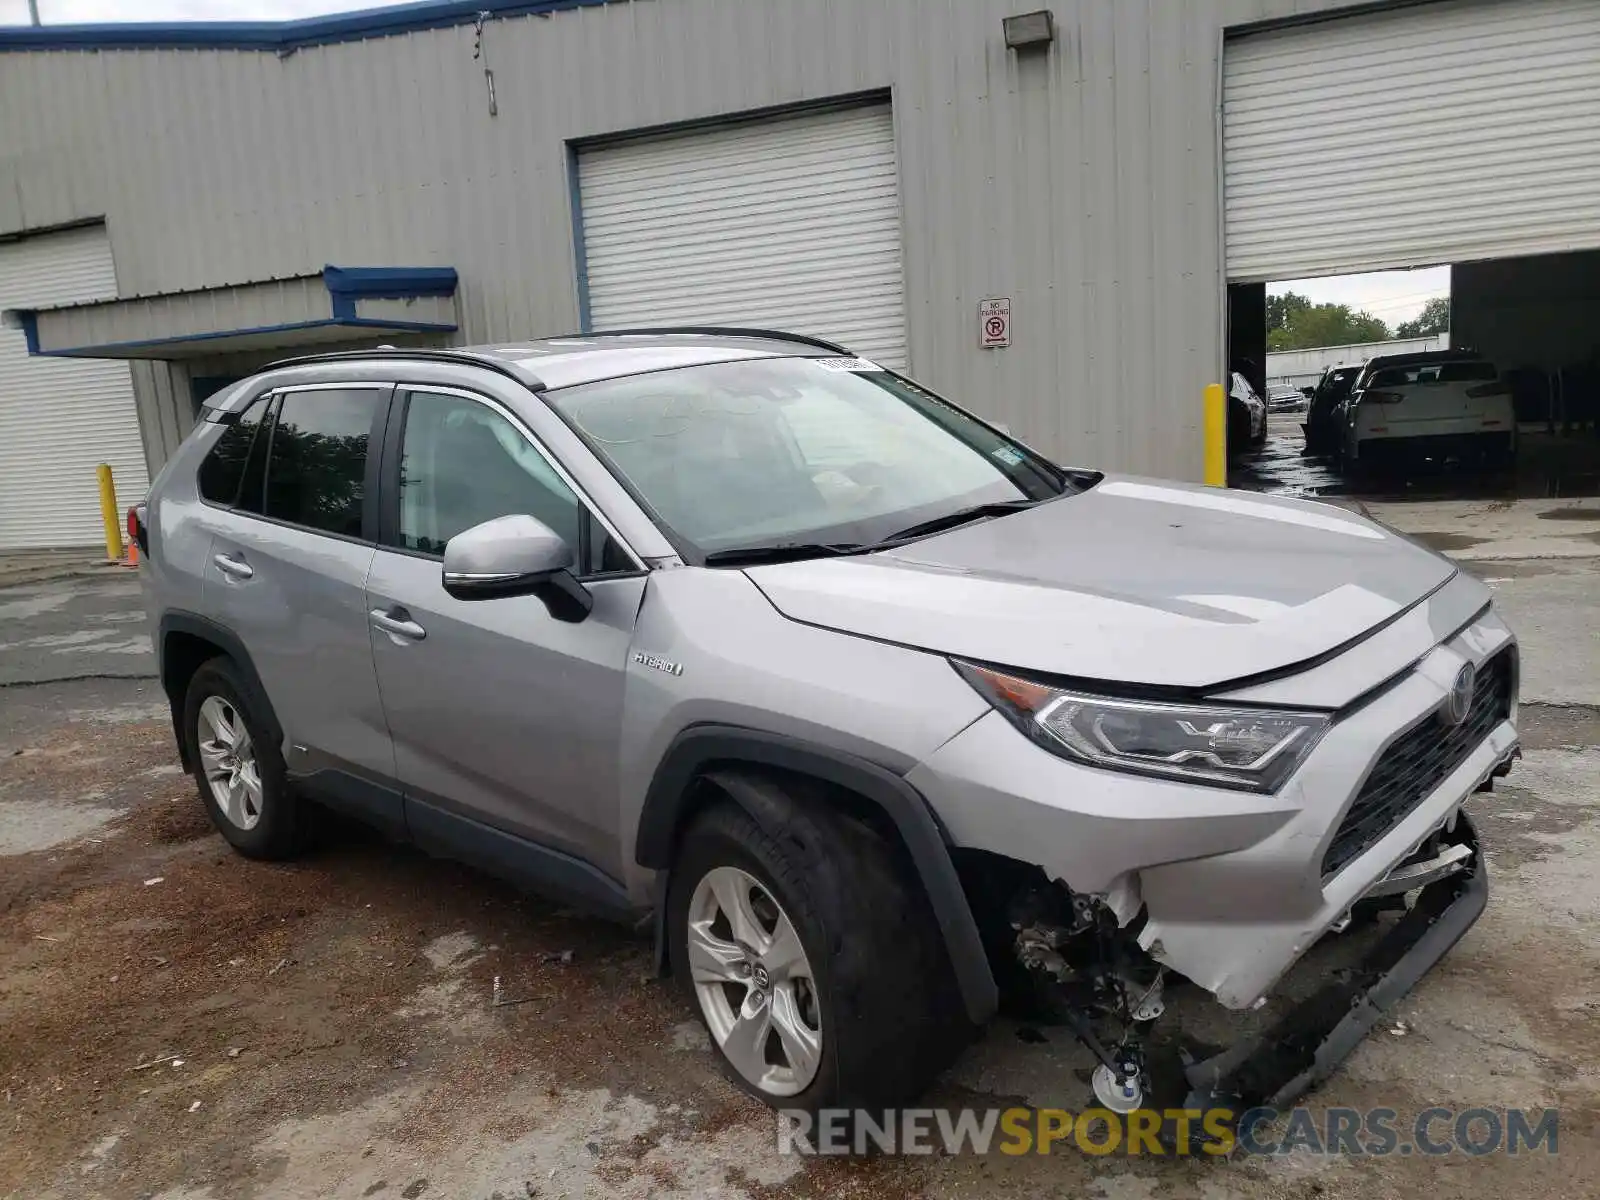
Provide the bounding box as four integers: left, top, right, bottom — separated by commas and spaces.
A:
954, 661, 1329, 793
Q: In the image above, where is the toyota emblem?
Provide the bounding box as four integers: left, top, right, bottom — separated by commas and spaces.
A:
1441, 662, 1476, 727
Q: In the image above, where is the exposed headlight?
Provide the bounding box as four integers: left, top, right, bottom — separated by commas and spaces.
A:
954, 661, 1329, 793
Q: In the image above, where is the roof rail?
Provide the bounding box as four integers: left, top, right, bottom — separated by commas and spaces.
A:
578, 326, 855, 355
260, 346, 546, 390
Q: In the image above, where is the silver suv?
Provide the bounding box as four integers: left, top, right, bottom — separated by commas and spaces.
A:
134, 330, 1519, 1122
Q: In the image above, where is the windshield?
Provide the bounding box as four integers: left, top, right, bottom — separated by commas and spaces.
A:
544, 356, 1067, 558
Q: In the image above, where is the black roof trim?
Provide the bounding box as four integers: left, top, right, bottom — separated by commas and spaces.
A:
575, 326, 856, 355
261, 347, 545, 390
1363, 348, 1481, 368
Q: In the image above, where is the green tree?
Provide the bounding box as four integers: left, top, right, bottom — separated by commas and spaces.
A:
1267, 303, 1391, 351
1266, 291, 1312, 338
1394, 296, 1451, 339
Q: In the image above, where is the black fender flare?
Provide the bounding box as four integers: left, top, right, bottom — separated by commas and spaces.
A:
635, 725, 999, 1024
157, 611, 284, 772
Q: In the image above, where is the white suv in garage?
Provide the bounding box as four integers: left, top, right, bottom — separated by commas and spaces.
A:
1341, 352, 1515, 470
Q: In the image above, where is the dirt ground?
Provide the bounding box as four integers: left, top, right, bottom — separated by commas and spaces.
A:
2, 562, 1600, 1198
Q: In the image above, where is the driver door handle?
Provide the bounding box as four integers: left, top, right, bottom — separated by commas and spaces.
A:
370, 607, 427, 642
213, 552, 254, 580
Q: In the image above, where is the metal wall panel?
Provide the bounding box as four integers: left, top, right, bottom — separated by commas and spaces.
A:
0, 0, 1385, 482
1454, 250, 1600, 375
34, 276, 329, 354
580, 104, 906, 367
1225, 0, 1600, 282
0, 227, 149, 549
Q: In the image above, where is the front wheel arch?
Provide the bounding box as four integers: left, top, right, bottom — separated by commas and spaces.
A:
636, 726, 999, 1024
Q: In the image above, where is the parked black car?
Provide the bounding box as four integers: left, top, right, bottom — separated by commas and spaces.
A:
1303, 365, 1359, 456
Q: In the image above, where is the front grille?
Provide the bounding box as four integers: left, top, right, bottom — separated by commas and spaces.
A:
1321, 647, 1515, 878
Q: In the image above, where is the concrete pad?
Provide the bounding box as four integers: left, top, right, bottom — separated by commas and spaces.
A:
0, 548, 129, 588
1366, 497, 1600, 562
1474, 561, 1600, 706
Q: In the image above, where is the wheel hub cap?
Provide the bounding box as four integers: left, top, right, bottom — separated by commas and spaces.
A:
197, 695, 263, 832
686, 866, 823, 1097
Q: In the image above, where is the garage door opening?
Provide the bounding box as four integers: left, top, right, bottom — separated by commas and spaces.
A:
0, 226, 149, 551
1222, 0, 1600, 500
1229, 256, 1600, 500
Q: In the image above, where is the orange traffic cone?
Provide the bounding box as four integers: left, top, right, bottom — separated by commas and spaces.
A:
126, 541, 139, 569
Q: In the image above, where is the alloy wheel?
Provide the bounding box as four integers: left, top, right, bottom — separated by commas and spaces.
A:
686, 865, 823, 1097
196, 695, 263, 831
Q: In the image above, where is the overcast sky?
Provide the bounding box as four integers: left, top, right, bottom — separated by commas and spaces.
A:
1271, 265, 1450, 327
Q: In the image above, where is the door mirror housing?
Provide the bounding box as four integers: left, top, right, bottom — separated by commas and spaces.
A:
441, 514, 592, 621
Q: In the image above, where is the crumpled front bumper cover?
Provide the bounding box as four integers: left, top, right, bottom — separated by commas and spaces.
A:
1180, 811, 1487, 1112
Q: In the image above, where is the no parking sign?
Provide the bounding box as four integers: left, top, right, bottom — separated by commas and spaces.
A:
979, 297, 1011, 348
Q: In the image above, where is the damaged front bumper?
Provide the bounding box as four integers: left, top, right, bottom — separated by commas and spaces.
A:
1136, 708, 1518, 1011
914, 596, 1517, 1113
1182, 809, 1488, 1111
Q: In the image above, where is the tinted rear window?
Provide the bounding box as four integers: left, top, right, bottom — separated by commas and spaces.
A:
1437, 361, 1498, 383
197, 398, 268, 506
262, 388, 381, 537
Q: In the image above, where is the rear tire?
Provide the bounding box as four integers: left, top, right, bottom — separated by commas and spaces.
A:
667, 784, 968, 1114
184, 657, 305, 860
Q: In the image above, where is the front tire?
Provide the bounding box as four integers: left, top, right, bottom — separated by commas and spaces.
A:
667, 787, 967, 1113
184, 657, 304, 860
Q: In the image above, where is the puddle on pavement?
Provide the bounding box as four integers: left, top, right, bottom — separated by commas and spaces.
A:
1409, 531, 1490, 553
1536, 506, 1600, 521
1234, 416, 1600, 501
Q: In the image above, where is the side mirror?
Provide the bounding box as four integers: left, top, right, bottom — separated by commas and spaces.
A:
441, 514, 592, 622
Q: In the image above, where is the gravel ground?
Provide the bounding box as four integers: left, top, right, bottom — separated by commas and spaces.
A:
2, 553, 1598, 1199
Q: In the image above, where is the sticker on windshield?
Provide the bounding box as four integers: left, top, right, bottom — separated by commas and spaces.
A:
991, 446, 1025, 467
813, 356, 883, 373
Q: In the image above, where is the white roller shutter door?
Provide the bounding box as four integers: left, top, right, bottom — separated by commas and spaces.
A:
0, 226, 148, 550
1224, 0, 1600, 282
579, 104, 907, 368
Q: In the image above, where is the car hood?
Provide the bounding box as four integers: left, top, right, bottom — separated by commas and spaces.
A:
743, 476, 1456, 690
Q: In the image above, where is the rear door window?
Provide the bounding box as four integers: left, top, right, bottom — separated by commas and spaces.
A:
261, 388, 384, 538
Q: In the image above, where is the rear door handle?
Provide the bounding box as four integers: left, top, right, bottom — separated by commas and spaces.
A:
213, 552, 254, 580
370, 608, 427, 642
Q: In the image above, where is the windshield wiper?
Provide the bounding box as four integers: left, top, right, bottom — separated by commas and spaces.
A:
702, 498, 1050, 566
877, 498, 1043, 545
702, 542, 873, 567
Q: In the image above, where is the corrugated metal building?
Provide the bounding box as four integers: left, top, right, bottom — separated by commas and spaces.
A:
1, 0, 1598, 547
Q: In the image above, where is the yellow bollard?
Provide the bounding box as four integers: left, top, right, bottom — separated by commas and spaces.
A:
96, 463, 124, 563
1203, 383, 1228, 488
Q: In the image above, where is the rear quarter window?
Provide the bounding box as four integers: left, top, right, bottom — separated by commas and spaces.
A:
197, 398, 268, 506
